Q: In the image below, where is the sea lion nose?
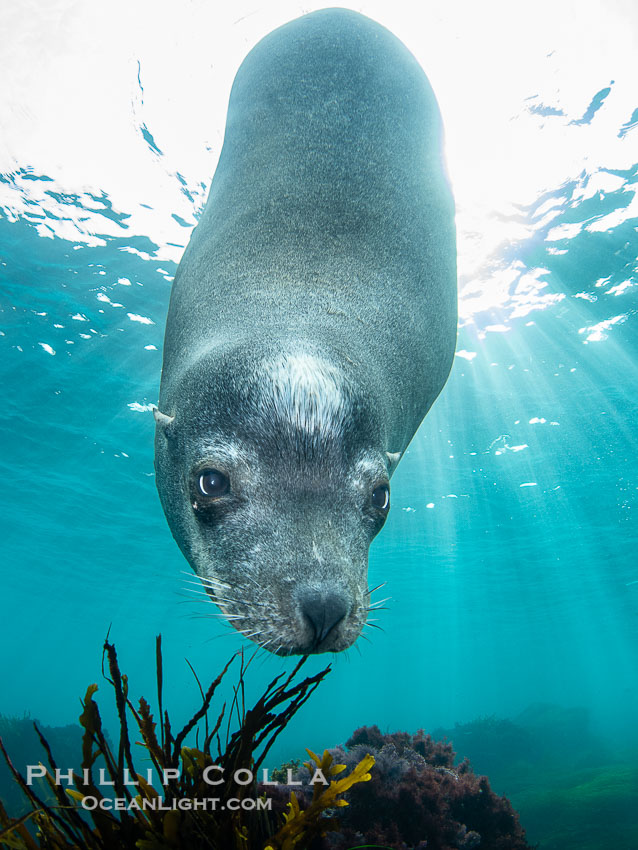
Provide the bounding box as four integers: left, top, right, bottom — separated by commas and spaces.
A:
299, 590, 349, 647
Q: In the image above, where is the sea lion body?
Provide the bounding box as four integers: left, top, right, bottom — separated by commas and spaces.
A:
155, 8, 457, 655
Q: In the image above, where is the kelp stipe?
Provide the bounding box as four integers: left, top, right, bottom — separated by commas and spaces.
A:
0, 635, 364, 850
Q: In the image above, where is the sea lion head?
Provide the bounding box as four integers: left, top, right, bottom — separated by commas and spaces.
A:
155, 345, 397, 655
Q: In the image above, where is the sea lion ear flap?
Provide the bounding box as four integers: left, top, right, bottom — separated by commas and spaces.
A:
152, 406, 175, 434
386, 451, 401, 476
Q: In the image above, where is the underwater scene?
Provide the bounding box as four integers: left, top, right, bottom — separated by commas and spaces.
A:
1, 1, 637, 848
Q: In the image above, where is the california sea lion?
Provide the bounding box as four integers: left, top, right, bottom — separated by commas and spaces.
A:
155, 8, 457, 655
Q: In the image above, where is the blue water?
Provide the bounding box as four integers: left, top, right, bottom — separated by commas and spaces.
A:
2, 14, 638, 849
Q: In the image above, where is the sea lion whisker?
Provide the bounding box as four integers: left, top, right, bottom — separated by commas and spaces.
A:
231, 598, 270, 608
198, 579, 234, 592
182, 592, 213, 603
183, 577, 232, 592
179, 586, 216, 597
239, 630, 262, 639
210, 596, 244, 605
189, 593, 245, 607
368, 596, 392, 607
175, 596, 210, 605
242, 574, 276, 598
243, 574, 261, 585
366, 582, 388, 596
198, 579, 234, 593
210, 630, 242, 641
179, 600, 231, 620
185, 607, 244, 620
180, 582, 231, 596
180, 584, 243, 604
179, 599, 245, 614
186, 613, 236, 622
182, 570, 232, 588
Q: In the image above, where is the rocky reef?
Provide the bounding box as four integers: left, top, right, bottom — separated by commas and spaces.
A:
265, 725, 533, 850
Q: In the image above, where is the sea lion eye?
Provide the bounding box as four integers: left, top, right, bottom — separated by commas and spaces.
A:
371, 484, 390, 511
198, 469, 230, 498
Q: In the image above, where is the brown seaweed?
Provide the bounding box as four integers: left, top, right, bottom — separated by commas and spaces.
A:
0, 636, 358, 850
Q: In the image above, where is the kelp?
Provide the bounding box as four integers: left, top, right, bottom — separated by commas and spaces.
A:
0, 636, 372, 850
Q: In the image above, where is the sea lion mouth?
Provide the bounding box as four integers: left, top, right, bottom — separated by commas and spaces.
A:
192, 573, 364, 655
